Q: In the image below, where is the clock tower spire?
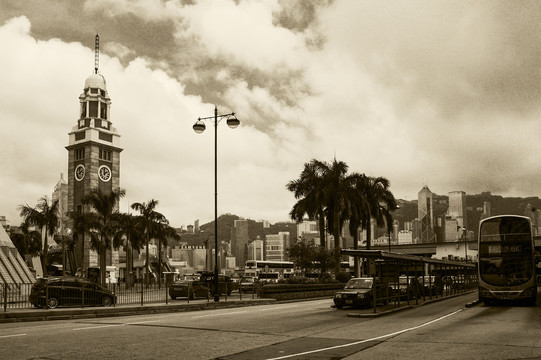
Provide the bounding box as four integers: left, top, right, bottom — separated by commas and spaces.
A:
66, 34, 123, 272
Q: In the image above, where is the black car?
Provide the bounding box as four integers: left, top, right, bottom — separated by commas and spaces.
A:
169, 280, 210, 300
29, 276, 116, 309
199, 272, 233, 296
333, 277, 391, 309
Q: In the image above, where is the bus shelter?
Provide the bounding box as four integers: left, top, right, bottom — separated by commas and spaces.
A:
341, 249, 477, 309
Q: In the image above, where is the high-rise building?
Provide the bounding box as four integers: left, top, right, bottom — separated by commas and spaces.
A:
231, 219, 249, 266
444, 191, 467, 242
418, 186, 436, 243
66, 35, 123, 271
247, 237, 264, 261
481, 201, 491, 220
265, 232, 290, 261
448, 191, 467, 228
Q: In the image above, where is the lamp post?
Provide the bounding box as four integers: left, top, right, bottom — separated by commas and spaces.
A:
193, 106, 240, 302
462, 227, 467, 262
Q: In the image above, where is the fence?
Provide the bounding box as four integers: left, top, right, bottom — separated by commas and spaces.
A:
1, 252, 478, 312
0, 280, 243, 312
340, 249, 478, 313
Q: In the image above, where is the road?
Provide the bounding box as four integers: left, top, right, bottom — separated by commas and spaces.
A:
1, 292, 540, 360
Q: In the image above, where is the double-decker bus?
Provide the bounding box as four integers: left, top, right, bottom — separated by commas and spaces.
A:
478, 215, 537, 305
244, 260, 294, 282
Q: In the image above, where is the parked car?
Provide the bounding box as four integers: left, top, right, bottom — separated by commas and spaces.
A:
418, 276, 443, 296
28, 276, 116, 309
333, 277, 391, 309
182, 274, 200, 281
239, 276, 260, 293
199, 272, 233, 296
390, 275, 422, 300
169, 280, 210, 300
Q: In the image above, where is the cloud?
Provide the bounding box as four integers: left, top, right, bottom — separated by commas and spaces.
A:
3, 1, 541, 229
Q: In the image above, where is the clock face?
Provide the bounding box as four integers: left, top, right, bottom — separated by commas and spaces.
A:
98, 165, 112, 182
75, 164, 85, 181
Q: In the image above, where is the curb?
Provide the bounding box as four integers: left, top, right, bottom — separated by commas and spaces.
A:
345, 290, 477, 318
0, 298, 277, 323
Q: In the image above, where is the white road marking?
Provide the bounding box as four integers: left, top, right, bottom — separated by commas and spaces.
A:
0, 333, 26, 339
265, 309, 463, 360
191, 310, 248, 319
258, 305, 300, 311
73, 319, 159, 331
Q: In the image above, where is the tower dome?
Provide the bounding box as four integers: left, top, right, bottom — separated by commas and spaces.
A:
84, 73, 107, 90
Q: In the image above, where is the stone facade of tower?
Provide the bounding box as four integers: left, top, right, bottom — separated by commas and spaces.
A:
65, 40, 122, 272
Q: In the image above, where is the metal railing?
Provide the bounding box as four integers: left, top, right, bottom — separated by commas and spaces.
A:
0, 280, 245, 311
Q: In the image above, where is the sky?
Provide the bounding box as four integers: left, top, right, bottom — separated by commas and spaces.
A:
2, 0, 541, 229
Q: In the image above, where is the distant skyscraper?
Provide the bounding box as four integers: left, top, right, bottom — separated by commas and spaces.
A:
417, 186, 436, 243
444, 191, 467, 242
248, 237, 264, 261
297, 220, 318, 235
231, 219, 249, 266
448, 191, 467, 228
483, 201, 491, 218
265, 232, 290, 261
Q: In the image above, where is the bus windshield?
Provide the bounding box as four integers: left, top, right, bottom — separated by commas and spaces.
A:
479, 217, 534, 286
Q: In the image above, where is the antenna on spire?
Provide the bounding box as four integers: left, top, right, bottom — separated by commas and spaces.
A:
94, 33, 100, 74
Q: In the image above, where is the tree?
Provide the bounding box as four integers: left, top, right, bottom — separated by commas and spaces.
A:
11, 222, 42, 258
131, 199, 166, 286
19, 196, 60, 276
149, 218, 179, 287
287, 160, 328, 248
115, 213, 144, 287
314, 159, 360, 274
355, 175, 397, 276
83, 188, 125, 287
286, 239, 316, 275
69, 209, 94, 277
359, 176, 397, 250
346, 175, 371, 276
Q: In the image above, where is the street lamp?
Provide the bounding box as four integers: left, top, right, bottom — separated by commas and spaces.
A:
193, 105, 240, 302
462, 227, 467, 262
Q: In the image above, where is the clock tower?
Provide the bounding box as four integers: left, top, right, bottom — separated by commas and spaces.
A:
66, 34, 122, 271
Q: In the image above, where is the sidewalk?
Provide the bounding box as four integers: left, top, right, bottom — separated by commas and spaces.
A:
0, 291, 479, 324
0, 297, 277, 324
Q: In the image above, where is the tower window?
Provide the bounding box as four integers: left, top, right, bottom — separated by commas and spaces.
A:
99, 132, 113, 142
99, 149, 112, 161
89, 101, 98, 117
90, 88, 99, 94
75, 148, 85, 160
100, 102, 107, 119
81, 102, 87, 118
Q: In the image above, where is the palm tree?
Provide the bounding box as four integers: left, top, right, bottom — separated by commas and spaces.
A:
150, 219, 180, 287
83, 188, 125, 287
355, 176, 397, 276
115, 213, 144, 288
346, 174, 371, 276
69, 209, 93, 277
19, 196, 60, 276
287, 159, 328, 248
11, 222, 42, 258
360, 176, 397, 250
131, 199, 166, 286
316, 159, 360, 274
